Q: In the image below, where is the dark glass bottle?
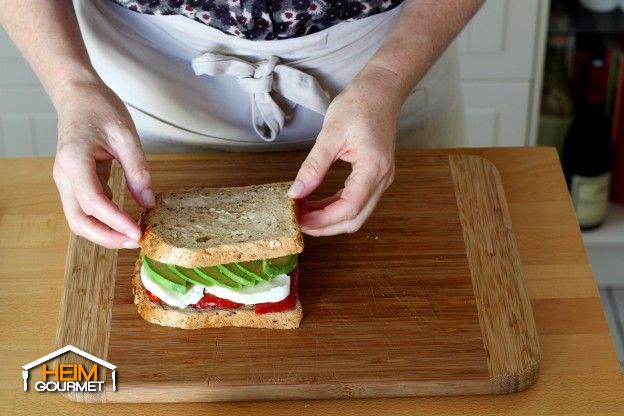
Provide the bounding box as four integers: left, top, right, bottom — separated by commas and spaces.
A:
562, 58, 613, 230
539, 34, 575, 155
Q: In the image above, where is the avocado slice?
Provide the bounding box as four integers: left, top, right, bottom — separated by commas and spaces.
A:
142, 255, 188, 294
194, 266, 242, 289
233, 262, 270, 282
216, 264, 255, 287
263, 254, 298, 276
168, 264, 215, 287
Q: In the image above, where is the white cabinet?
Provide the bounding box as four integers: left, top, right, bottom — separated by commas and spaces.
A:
462, 82, 531, 147
458, 0, 550, 147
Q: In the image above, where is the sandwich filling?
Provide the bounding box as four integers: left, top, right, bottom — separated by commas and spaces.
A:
139, 254, 298, 314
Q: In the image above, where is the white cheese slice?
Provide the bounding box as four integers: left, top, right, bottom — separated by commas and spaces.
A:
140, 265, 204, 309
203, 274, 290, 305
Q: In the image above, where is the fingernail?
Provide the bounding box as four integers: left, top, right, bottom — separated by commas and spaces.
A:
122, 240, 140, 249
142, 188, 155, 207
287, 180, 304, 198
124, 227, 142, 241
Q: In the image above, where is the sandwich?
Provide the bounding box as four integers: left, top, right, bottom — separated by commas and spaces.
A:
133, 182, 304, 329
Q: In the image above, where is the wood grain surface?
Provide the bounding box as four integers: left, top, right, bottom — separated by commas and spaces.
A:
449, 155, 540, 393
53, 162, 125, 403
1, 148, 623, 415
52, 152, 538, 402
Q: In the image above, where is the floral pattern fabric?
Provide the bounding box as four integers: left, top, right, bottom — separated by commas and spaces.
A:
109, 0, 403, 40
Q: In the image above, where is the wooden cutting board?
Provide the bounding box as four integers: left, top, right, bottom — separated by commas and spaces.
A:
55, 151, 540, 403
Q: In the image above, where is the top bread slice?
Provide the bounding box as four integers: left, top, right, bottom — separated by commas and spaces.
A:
139, 182, 304, 268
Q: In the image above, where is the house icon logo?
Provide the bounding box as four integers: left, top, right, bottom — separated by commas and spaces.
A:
22, 345, 117, 392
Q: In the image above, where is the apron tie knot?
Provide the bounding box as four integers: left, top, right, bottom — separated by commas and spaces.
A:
192, 52, 329, 142
236, 55, 277, 94
236, 73, 273, 94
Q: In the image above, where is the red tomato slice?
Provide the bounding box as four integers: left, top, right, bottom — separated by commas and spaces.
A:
191, 293, 243, 309
145, 289, 161, 303
254, 266, 298, 315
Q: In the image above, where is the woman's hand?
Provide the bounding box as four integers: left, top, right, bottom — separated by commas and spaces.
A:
53, 80, 154, 249
288, 67, 400, 236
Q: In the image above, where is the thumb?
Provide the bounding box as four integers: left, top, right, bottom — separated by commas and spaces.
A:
114, 132, 154, 208
289, 139, 336, 199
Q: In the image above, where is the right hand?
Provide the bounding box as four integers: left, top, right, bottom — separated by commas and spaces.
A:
53, 81, 154, 249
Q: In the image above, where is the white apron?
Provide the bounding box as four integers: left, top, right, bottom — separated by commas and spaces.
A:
74, 0, 465, 152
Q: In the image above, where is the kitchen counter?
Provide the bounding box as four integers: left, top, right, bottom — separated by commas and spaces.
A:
1, 147, 622, 415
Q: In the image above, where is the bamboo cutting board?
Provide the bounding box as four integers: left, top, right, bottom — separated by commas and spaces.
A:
55, 152, 539, 403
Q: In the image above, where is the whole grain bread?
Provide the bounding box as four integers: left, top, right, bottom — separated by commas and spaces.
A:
132, 260, 302, 329
139, 182, 304, 268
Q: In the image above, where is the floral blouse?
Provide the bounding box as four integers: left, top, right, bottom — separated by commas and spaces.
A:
109, 0, 404, 40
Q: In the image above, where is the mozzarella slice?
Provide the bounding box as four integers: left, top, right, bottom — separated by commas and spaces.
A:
204, 274, 290, 305
140, 265, 204, 309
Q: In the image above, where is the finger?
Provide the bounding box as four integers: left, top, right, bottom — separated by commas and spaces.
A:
302, 179, 388, 236
288, 135, 340, 199
71, 212, 140, 249
55, 168, 139, 249
301, 189, 343, 212
58, 151, 142, 241
299, 161, 379, 230
111, 130, 155, 208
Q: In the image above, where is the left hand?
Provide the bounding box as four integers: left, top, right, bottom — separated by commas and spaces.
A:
288, 69, 401, 236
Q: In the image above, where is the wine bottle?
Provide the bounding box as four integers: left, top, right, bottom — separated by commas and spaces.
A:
539, 33, 575, 155
562, 58, 613, 230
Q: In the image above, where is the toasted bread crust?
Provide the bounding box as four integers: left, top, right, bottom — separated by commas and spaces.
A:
139, 233, 304, 269
138, 182, 304, 268
132, 260, 302, 329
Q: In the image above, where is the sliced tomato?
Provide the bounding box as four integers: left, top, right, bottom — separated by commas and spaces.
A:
191, 293, 243, 309
145, 289, 161, 303
254, 266, 298, 315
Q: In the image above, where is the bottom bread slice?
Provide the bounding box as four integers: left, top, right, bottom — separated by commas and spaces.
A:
132, 260, 302, 329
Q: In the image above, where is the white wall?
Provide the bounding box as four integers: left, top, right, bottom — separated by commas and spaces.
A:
0, 29, 56, 157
